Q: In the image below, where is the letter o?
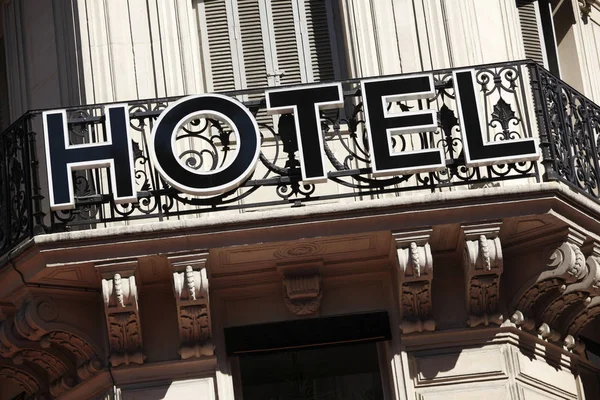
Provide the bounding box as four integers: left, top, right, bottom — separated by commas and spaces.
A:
150, 94, 260, 196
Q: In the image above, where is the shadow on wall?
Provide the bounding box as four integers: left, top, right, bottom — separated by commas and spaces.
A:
2, 0, 85, 119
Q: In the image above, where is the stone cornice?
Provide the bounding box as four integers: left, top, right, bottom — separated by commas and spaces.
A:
27, 182, 600, 250
2, 183, 600, 297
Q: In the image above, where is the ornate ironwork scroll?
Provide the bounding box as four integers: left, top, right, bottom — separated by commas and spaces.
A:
0, 60, 573, 258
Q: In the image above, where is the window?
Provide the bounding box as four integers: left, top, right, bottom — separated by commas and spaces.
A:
516, 0, 584, 92
197, 0, 344, 93
516, 0, 560, 74
225, 312, 392, 399
238, 342, 386, 400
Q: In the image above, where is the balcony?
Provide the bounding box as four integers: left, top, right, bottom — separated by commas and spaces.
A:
0, 60, 596, 258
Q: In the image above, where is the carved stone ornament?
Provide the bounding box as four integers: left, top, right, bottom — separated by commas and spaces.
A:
170, 252, 214, 359
278, 261, 323, 316
8, 296, 103, 395
393, 229, 435, 334
512, 229, 586, 322
462, 222, 503, 328
563, 243, 600, 337
0, 363, 41, 396
539, 243, 600, 338
100, 264, 145, 367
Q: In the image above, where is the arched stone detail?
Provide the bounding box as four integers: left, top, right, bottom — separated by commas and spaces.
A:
0, 362, 42, 396
566, 296, 600, 337
12, 297, 103, 372
0, 317, 81, 397
510, 230, 587, 321
540, 245, 600, 335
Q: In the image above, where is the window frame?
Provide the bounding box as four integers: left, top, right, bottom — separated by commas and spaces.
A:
196, 0, 346, 93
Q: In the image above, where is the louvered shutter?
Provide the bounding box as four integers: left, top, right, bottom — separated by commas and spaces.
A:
201, 0, 339, 91
238, 0, 269, 89
516, 0, 546, 67
271, 0, 303, 85
303, 0, 335, 82
204, 0, 237, 91
237, 0, 273, 125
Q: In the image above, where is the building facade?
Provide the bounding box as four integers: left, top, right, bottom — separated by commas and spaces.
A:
1, 0, 600, 399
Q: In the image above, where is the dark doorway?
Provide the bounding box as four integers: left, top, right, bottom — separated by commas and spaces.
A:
238, 341, 385, 400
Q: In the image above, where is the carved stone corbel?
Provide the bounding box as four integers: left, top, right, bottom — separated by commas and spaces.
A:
393, 229, 434, 334
0, 362, 42, 397
511, 229, 586, 322
540, 243, 600, 336
12, 297, 102, 379
462, 222, 503, 327
99, 262, 145, 367
277, 261, 323, 316
169, 252, 214, 360
564, 246, 600, 336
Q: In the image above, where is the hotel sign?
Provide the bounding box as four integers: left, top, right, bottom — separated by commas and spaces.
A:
43, 70, 539, 211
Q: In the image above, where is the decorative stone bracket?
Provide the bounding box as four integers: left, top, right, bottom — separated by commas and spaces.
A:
169, 252, 214, 360
562, 243, 600, 338
538, 242, 600, 335
393, 229, 435, 334
505, 228, 595, 353
99, 261, 145, 367
1, 296, 103, 398
277, 261, 323, 316
512, 229, 586, 319
462, 222, 504, 328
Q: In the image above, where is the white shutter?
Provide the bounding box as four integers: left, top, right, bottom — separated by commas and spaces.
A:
270, 0, 304, 85
237, 0, 269, 89
203, 0, 237, 91
200, 0, 339, 92
516, 0, 547, 67
302, 0, 335, 82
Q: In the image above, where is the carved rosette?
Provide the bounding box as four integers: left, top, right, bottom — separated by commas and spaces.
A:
170, 253, 214, 360
393, 229, 435, 334
101, 270, 145, 367
278, 261, 323, 316
462, 223, 504, 328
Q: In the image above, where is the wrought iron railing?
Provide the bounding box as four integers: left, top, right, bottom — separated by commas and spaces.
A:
0, 60, 594, 257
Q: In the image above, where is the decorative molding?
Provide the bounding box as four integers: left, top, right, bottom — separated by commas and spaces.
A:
540, 243, 600, 336
393, 229, 435, 334
0, 364, 41, 396
277, 261, 323, 316
462, 222, 504, 327
500, 310, 535, 331
512, 229, 586, 321
12, 297, 101, 371
170, 252, 214, 359
0, 320, 19, 358
100, 262, 145, 367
